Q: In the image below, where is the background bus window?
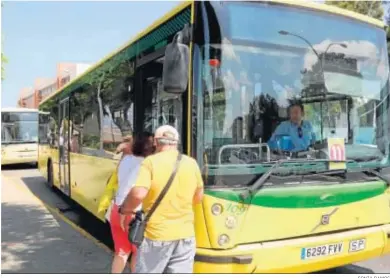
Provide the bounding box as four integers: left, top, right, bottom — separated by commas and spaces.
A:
1, 111, 39, 144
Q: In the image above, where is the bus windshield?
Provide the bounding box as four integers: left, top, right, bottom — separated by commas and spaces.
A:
1, 112, 39, 144
196, 2, 390, 186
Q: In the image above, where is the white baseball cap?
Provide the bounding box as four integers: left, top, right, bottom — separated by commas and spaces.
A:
154, 125, 179, 143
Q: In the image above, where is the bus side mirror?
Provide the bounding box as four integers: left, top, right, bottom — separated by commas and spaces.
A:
162, 25, 191, 94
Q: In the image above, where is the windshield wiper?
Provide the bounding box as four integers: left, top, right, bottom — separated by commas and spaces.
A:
360, 169, 390, 185
301, 169, 348, 180
302, 160, 390, 185
346, 156, 390, 185
240, 159, 351, 201
351, 156, 382, 163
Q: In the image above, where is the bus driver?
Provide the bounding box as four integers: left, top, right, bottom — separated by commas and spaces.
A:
268, 102, 316, 152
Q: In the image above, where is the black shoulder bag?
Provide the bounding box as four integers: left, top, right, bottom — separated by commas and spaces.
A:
128, 153, 182, 247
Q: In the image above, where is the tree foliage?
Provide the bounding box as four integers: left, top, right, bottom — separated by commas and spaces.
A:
325, 1, 384, 20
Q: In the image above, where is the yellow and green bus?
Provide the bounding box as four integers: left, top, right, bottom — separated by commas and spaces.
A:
38, 0, 390, 273
2, 107, 39, 166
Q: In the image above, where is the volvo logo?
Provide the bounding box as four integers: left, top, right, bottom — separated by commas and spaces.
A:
321, 214, 331, 225
311, 208, 339, 232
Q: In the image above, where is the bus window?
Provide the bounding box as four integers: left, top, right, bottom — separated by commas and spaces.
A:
140, 59, 184, 151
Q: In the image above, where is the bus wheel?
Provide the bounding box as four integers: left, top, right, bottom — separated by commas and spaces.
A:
47, 161, 54, 189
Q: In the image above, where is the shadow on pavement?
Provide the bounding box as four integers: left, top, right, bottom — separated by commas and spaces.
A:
1, 201, 111, 273
21, 175, 71, 209
21, 176, 114, 250
2, 202, 63, 273
2, 163, 37, 171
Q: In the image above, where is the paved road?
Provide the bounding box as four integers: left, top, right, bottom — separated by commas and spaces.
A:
1, 165, 113, 274
2, 165, 390, 273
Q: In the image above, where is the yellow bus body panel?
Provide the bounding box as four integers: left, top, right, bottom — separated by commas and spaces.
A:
68, 152, 116, 222
194, 224, 390, 273
193, 192, 390, 273
38, 147, 116, 222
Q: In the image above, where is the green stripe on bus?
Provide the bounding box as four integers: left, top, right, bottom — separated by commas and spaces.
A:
205, 181, 386, 208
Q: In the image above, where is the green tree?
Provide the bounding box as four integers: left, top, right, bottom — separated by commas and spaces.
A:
325, 1, 384, 20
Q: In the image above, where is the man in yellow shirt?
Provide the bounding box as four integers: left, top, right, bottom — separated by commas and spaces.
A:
119, 125, 204, 273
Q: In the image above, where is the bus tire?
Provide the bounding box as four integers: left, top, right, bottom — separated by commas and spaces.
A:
47, 160, 54, 189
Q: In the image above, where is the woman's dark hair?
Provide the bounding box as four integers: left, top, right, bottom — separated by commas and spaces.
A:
132, 131, 154, 157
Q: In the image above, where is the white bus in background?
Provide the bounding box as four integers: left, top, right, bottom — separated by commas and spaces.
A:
1, 107, 39, 166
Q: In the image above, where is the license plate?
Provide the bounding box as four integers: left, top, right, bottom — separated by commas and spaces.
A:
301, 243, 343, 260
349, 238, 366, 253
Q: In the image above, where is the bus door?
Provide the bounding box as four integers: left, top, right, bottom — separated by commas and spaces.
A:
58, 98, 70, 196
135, 47, 185, 151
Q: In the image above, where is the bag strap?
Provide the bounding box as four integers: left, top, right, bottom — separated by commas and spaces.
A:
144, 153, 182, 222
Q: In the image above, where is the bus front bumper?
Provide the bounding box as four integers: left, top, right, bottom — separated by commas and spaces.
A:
194, 224, 390, 273
1, 153, 38, 165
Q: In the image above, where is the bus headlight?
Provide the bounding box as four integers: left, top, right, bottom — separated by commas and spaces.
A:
225, 216, 237, 229
218, 234, 230, 246
211, 203, 223, 215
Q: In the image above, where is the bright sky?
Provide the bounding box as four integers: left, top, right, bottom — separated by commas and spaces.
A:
2, 1, 388, 109
1, 1, 179, 108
